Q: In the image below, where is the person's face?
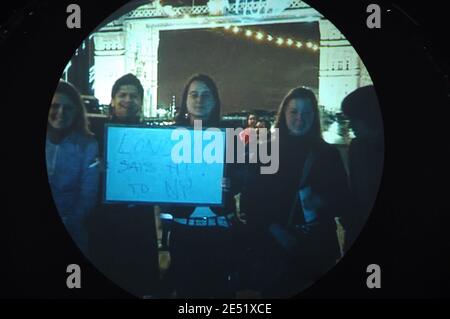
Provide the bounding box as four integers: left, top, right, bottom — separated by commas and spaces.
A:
285, 98, 315, 136
48, 93, 78, 130
248, 115, 257, 128
186, 80, 215, 120
111, 85, 142, 120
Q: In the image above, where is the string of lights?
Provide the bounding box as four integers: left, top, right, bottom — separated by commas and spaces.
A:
221, 25, 319, 52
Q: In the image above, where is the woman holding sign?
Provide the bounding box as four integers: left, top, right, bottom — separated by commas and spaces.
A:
46, 80, 100, 256
161, 74, 238, 298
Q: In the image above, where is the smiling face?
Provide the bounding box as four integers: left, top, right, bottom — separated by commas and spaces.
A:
285, 98, 315, 136
186, 80, 216, 121
111, 85, 142, 121
48, 93, 78, 130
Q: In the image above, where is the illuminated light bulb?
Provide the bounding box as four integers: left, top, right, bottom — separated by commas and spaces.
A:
245, 30, 252, 37
256, 32, 264, 40
286, 38, 293, 46
267, 35, 273, 41
312, 44, 319, 51
295, 41, 303, 48
276, 37, 284, 45
306, 42, 313, 48
224, 25, 231, 30
232, 26, 240, 33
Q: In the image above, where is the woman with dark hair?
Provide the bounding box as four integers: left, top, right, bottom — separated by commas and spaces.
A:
242, 87, 351, 297
174, 73, 221, 127
161, 74, 238, 298
46, 80, 100, 256
239, 112, 258, 145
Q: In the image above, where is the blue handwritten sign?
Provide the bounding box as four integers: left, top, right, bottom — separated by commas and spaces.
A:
104, 125, 225, 205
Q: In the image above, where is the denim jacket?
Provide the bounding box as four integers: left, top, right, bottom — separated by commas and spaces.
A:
46, 131, 100, 219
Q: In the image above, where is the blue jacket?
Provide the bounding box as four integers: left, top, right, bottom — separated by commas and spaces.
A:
46, 131, 100, 219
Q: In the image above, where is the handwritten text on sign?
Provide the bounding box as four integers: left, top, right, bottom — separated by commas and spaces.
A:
105, 126, 225, 205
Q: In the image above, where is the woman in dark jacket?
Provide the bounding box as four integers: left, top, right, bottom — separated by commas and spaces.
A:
161, 74, 238, 298
242, 87, 351, 297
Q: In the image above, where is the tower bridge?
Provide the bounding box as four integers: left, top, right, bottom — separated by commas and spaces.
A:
91, 0, 372, 116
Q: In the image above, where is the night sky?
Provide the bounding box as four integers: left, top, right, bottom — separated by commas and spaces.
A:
157, 22, 319, 114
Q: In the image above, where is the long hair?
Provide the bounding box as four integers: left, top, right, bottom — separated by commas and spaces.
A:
53, 80, 92, 136
174, 74, 221, 127
274, 86, 323, 144
246, 112, 259, 128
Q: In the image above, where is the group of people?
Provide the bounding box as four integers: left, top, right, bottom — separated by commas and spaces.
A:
45, 72, 383, 298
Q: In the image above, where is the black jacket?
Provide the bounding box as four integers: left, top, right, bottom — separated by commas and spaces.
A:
243, 136, 351, 262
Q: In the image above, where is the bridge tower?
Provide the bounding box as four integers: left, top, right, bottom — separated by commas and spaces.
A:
91, 1, 372, 117
318, 19, 372, 112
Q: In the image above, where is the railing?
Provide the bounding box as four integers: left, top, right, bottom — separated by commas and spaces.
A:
125, 0, 309, 19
